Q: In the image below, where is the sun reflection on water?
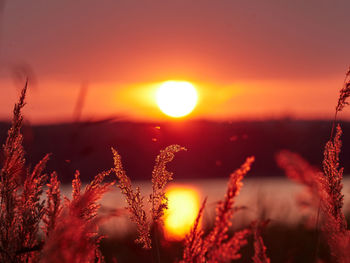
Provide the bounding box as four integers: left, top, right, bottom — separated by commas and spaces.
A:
164, 185, 201, 240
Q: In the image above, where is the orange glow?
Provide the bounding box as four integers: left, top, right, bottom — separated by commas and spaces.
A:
164, 186, 201, 240
2, 76, 342, 123
156, 81, 198, 118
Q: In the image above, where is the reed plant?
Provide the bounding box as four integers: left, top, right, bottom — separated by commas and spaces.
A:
0, 81, 115, 262
277, 67, 350, 263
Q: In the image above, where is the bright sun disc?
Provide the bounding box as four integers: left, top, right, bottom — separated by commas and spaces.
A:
156, 81, 198, 118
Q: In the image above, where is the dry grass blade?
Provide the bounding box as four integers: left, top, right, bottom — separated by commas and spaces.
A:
181, 198, 207, 263
82, 170, 114, 221
43, 172, 62, 238
112, 147, 151, 249
323, 67, 350, 262
42, 170, 114, 263
321, 125, 350, 262
1, 80, 27, 181
17, 154, 50, 261
112, 145, 185, 250
276, 150, 321, 188
181, 157, 254, 263
277, 128, 350, 262
69, 170, 114, 221
331, 66, 350, 138
322, 125, 345, 220
209, 228, 251, 263
72, 170, 82, 201
0, 81, 28, 262
335, 67, 350, 114
252, 221, 270, 263
0, 81, 56, 262
204, 156, 255, 260
150, 144, 186, 223
41, 214, 105, 263
276, 150, 323, 211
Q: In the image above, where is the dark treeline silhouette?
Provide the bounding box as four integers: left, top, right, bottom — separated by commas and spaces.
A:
0, 119, 347, 183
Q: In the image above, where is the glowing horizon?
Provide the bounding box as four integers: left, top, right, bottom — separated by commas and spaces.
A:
0, 75, 345, 124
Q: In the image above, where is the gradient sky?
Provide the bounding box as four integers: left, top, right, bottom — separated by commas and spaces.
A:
0, 0, 349, 123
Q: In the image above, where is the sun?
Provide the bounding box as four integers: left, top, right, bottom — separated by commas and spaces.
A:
156, 81, 198, 118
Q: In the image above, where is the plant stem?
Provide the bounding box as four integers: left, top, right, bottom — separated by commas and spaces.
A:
152, 224, 161, 263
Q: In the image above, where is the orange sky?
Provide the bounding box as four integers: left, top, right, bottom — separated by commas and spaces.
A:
0, 1, 349, 123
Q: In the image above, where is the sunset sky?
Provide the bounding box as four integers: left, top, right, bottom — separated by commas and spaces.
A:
0, 0, 349, 123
